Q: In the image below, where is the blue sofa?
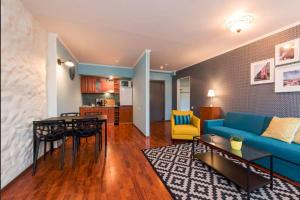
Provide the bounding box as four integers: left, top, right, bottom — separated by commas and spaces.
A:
204, 112, 300, 183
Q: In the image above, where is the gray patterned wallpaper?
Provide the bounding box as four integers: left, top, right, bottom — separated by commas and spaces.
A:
173, 25, 300, 118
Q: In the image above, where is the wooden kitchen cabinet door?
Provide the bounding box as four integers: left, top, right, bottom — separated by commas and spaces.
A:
81, 76, 89, 93
87, 77, 96, 93
119, 106, 133, 123
108, 108, 115, 124
100, 79, 114, 92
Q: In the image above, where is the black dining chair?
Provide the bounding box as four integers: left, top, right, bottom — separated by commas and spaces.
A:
60, 112, 92, 144
60, 112, 80, 136
32, 120, 66, 175
71, 118, 101, 167
83, 112, 101, 143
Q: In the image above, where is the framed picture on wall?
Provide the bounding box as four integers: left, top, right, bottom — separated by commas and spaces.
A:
250, 58, 274, 85
275, 38, 300, 66
275, 63, 300, 93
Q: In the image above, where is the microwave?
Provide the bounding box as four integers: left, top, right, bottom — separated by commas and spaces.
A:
121, 80, 132, 88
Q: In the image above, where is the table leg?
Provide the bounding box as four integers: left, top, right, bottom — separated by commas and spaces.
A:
246, 163, 250, 200
50, 141, 54, 155
270, 156, 273, 190
105, 120, 107, 157
192, 138, 195, 160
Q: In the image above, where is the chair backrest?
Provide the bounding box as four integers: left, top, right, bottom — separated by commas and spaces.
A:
60, 112, 80, 117
172, 110, 193, 118
33, 120, 66, 140
85, 112, 101, 116
72, 118, 99, 137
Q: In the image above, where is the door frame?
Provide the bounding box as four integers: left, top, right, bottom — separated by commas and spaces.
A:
150, 80, 165, 122
177, 76, 190, 110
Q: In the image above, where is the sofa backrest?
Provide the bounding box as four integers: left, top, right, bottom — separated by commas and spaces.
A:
224, 112, 272, 135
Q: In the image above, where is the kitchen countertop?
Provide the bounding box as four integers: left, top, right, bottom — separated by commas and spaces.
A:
80, 105, 119, 108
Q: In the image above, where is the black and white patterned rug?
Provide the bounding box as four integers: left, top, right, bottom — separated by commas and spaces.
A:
142, 143, 300, 200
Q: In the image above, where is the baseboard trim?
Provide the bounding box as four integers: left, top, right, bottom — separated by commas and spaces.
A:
133, 124, 149, 138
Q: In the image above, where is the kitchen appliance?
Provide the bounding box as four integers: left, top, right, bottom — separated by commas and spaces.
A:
96, 98, 107, 106
121, 80, 132, 88
120, 81, 133, 106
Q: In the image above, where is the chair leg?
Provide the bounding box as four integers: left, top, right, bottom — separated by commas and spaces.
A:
72, 136, 76, 169
99, 131, 102, 152
32, 139, 40, 175
50, 141, 54, 155
60, 137, 65, 170
86, 138, 88, 143
43, 140, 47, 160
77, 137, 80, 152
95, 134, 99, 161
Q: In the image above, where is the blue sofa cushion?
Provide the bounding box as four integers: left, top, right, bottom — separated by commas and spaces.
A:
208, 126, 300, 165
208, 126, 257, 141
224, 112, 272, 135
246, 136, 300, 165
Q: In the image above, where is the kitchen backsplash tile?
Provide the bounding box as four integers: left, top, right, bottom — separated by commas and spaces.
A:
82, 93, 119, 105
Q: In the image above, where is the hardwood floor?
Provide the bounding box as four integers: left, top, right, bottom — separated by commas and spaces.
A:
2, 122, 299, 199
1, 122, 174, 200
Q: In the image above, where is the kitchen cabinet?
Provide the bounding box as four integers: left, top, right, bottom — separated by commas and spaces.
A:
79, 106, 115, 124
80, 76, 115, 93
119, 106, 133, 124
100, 79, 114, 92
114, 79, 120, 94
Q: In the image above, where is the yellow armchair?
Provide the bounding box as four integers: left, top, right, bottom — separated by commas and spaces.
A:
171, 110, 200, 140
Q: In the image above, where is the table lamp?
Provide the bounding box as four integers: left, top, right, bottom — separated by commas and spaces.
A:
207, 89, 215, 107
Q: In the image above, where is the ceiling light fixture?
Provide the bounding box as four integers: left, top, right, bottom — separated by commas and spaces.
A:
225, 13, 254, 33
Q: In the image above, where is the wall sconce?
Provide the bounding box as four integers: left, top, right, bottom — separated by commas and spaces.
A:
57, 59, 76, 80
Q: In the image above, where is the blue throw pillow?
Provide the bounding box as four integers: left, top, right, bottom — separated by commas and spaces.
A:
174, 115, 191, 125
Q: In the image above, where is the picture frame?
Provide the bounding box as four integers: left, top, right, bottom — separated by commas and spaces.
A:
275, 38, 300, 66
250, 58, 274, 85
275, 63, 300, 93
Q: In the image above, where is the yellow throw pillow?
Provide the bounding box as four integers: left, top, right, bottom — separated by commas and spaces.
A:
293, 128, 300, 144
262, 117, 300, 143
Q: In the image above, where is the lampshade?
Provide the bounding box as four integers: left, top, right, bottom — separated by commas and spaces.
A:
207, 89, 215, 97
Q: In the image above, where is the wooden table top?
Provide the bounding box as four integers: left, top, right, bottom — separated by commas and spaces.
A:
44, 115, 108, 122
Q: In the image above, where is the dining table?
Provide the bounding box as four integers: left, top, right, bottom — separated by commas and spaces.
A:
44, 115, 108, 157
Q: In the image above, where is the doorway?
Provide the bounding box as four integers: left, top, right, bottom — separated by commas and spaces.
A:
150, 80, 165, 122
177, 77, 190, 110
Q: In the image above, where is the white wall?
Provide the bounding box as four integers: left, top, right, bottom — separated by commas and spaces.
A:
47, 33, 58, 116
1, 0, 48, 188
133, 50, 151, 136
46, 34, 82, 116
56, 39, 82, 115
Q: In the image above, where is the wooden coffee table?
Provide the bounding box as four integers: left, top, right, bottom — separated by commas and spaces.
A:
192, 134, 273, 200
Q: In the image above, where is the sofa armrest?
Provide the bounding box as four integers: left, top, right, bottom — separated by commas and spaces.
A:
204, 119, 224, 134
191, 115, 201, 133
170, 115, 175, 133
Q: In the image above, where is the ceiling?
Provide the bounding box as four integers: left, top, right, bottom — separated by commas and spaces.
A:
21, 0, 300, 71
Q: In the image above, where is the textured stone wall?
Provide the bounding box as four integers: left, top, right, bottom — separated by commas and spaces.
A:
1, 0, 48, 188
